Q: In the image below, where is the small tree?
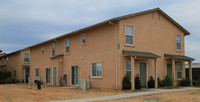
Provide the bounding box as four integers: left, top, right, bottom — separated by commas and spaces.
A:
122, 75, 131, 90
148, 76, 155, 88
135, 74, 141, 89
163, 75, 173, 87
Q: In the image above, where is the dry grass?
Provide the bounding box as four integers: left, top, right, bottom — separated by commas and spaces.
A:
1, 84, 200, 102
0, 84, 126, 102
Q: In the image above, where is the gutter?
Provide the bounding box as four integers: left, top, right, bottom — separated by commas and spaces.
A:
109, 21, 118, 90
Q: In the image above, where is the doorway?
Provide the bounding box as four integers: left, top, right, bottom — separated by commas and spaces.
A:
71, 66, 79, 86
53, 67, 57, 86
139, 62, 147, 87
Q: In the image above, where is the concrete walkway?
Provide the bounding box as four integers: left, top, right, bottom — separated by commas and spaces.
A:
49, 87, 199, 102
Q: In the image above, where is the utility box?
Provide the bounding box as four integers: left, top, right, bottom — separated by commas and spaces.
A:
79, 79, 88, 92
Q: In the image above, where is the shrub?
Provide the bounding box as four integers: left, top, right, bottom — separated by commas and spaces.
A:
192, 80, 199, 86
13, 79, 20, 83
148, 76, 155, 88
158, 77, 162, 87
5, 78, 12, 84
122, 75, 131, 90
135, 74, 141, 89
179, 78, 191, 86
162, 75, 173, 87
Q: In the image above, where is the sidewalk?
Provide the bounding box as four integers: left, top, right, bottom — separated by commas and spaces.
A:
49, 87, 199, 102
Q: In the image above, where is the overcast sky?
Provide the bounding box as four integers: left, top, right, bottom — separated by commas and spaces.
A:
0, 0, 199, 62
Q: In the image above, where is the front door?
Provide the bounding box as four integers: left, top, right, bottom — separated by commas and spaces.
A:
25, 69, 29, 83
140, 62, 147, 87
53, 67, 57, 86
46, 68, 51, 84
71, 66, 79, 86
167, 63, 172, 78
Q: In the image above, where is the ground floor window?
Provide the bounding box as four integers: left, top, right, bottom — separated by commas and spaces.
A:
177, 63, 182, 80
14, 70, 16, 78
126, 61, 131, 80
92, 63, 102, 77
35, 68, 39, 77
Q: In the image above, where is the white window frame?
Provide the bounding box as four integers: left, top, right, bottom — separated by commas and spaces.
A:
125, 25, 134, 45
52, 43, 55, 56
82, 34, 86, 45
65, 39, 70, 54
91, 62, 102, 78
176, 34, 182, 51
35, 68, 39, 77
177, 63, 182, 80
24, 53, 30, 62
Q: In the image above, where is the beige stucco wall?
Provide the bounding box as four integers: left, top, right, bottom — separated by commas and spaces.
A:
30, 23, 116, 89
117, 11, 186, 89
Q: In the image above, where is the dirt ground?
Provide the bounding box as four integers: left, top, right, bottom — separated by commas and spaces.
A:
0, 84, 127, 102
98, 89, 200, 102
0, 84, 200, 102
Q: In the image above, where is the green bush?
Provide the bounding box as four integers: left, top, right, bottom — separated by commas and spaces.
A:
135, 74, 141, 89
158, 77, 162, 87
179, 78, 191, 86
5, 78, 12, 84
13, 79, 20, 83
122, 75, 131, 90
162, 75, 173, 87
192, 80, 199, 86
148, 76, 155, 88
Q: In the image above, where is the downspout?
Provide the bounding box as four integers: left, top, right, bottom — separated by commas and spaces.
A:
109, 21, 118, 90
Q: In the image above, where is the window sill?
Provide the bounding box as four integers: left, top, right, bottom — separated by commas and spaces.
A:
82, 43, 87, 46
65, 53, 70, 55
177, 78, 182, 80
125, 44, 134, 47
91, 76, 102, 79
176, 49, 182, 52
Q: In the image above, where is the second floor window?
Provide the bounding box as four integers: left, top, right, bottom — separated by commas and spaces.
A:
65, 39, 70, 53
52, 43, 55, 56
176, 34, 181, 50
125, 25, 134, 45
41, 46, 44, 54
2, 58, 4, 64
24, 53, 30, 62
82, 34, 86, 44
6, 57, 8, 64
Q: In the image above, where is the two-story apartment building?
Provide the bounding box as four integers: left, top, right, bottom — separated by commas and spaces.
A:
0, 49, 30, 83
0, 8, 194, 90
